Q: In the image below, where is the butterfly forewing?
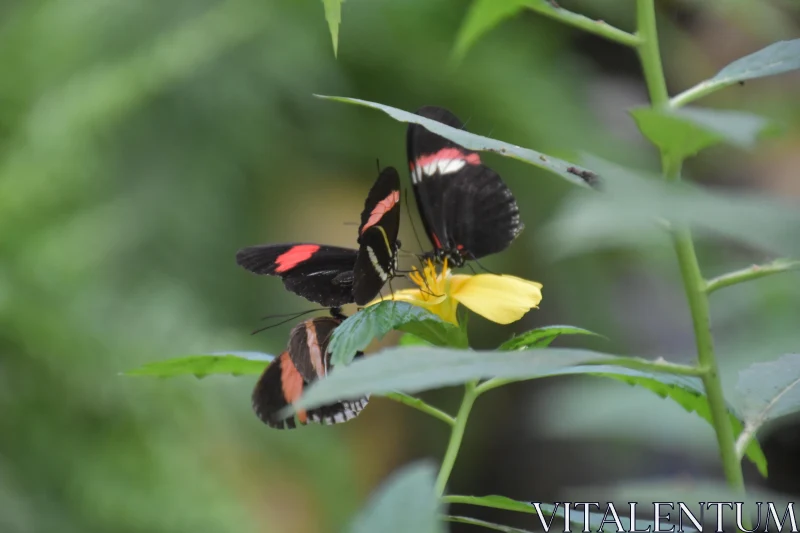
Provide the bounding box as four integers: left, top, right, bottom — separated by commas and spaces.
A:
235, 243, 358, 307
353, 167, 401, 305
406, 106, 523, 264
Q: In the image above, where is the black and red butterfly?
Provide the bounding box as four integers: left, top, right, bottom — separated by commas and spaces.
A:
406, 106, 524, 267
252, 311, 367, 429
236, 167, 401, 306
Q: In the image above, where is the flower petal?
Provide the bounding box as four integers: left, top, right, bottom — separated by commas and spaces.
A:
449, 274, 543, 324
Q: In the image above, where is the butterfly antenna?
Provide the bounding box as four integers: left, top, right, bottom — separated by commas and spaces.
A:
251, 314, 305, 335
461, 115, 472, 131
376, 158, 381, 173
470, 255, 498, 275
260, 308, 323, 321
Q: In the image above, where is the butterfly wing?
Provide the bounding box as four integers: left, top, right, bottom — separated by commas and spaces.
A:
252, 317, 369, 429
235, 243, 357, 307
353, 167, 401, 305
406, 106, 522, 260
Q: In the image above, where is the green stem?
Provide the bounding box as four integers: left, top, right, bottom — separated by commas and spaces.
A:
706, 259, 800, 295
435, 381, 478, 496
672, 228, 747, 491
635, 0, 669, 107
635, 0, 750, 515
384, 392, 455, 426
669, 79, 734, 109
525, 3, 641, 48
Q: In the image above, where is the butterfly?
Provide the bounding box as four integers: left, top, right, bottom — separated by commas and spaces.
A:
236, 167, 401, 306
406, 106, 523, 267
251, 312, 367, 429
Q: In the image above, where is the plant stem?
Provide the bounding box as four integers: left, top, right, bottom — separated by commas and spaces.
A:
706, 259, 800, 295
635, 0, 669, 107
669, 79, 733, 109
384, 392, 455, 426
525, 3, 641, 48
435, 381, 478, 496
635, 0, 750, 514
672, 227, 747, 491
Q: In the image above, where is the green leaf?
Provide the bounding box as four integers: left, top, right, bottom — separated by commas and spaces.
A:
347, 462, 443, 533
710, 39, 800, 86
544, 155, 800, 260
735, 354, 800, 456
445, 495, 537, 515
293, 346, 623, 411
580, 366, 767, 477
314, 95, 598, 189
328, 301, 465, 366
631, 107, 770, 160
499, 325, 603, 351
452, 0, 532, 63
124, 352, 272, 378
398, 332, 433, 347
321, 0, 344, 57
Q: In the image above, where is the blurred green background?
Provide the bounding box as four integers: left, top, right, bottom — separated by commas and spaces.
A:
2, 0, 799, 531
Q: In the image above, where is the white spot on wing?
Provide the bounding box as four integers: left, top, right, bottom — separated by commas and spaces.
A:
367, 246, 388, 281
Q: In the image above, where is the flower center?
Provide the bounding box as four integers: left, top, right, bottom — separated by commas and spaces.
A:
408, 258, 449, 301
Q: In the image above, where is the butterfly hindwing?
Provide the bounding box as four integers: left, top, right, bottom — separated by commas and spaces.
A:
406, 106, 523, 264
235, 243, 358, 307
252, 316, 369, 429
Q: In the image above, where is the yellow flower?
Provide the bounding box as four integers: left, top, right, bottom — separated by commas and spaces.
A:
370, 259, 543, 325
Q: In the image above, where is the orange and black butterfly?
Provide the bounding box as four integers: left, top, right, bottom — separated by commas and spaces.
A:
236, 167, 401, 306
251, 312, 367, 429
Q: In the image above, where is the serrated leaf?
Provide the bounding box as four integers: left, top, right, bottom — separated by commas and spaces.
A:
314, 95, 598, 188
499, 325, 602, 351
293, 346, 622, 411
711, 39, 800, 86
452, 0, 533, 63
580, 366, 767, 477
347, 462, 443, 533
735, 354, 800, 456
321, 0, 344, 57
631, 107, 770, 160
544, 155, 800, 260
329, 301, 466, 366
124, 352, 273, 378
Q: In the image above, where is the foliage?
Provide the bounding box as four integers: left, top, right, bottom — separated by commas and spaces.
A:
114, 2, 800, 532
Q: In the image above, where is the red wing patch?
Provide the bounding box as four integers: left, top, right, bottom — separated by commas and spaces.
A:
432, 233, 443, 249
274, 244, 321, 273
360, 190, 400, 235
279, 352, 308, 424
412, 147, 481, 172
